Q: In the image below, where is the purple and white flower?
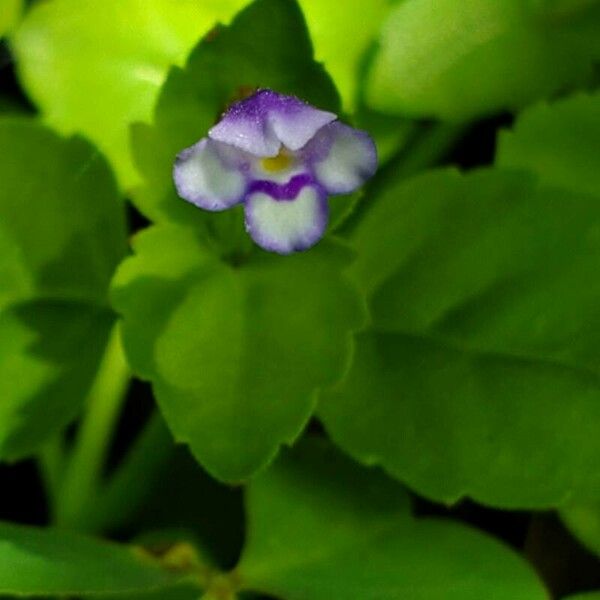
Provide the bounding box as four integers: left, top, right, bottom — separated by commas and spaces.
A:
173, 89, 377, 254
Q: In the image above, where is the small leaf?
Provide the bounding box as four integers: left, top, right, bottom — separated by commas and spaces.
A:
0, 521, 181, 596
10, 0, 250, 186
238, 439, 549, 600
131, 0, 340, 225
497, 92, 600, 198
111, 225, 365, 482
366, 0, 599, 120
0, 118, 126, 459
561, 502, 600, 557
320, 168, 600, 507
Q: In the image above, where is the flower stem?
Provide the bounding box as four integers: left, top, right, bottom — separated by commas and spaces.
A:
55, 324, 130, 530
83, 410, 175, 533
37, 435, 65, 520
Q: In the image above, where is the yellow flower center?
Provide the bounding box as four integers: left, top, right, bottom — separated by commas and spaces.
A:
261, 151, 292, 173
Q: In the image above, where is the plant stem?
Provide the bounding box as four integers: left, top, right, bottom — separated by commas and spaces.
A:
55, 324, 130, 530
37, 435, 65, 520
84, 410, 175, 533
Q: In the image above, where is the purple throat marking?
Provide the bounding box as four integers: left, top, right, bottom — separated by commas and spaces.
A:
247, 173, 316, 201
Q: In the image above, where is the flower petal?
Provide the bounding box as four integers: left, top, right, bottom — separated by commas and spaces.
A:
267, 97, 336, 152
173, 138, 248, 211
209, 90, 336, 157
305, 121, 378, 195
245, 182, 328, 254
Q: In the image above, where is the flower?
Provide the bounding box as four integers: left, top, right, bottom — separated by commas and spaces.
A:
173, 89, 377, 255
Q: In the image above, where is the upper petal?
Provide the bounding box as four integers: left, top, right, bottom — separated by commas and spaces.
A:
209, 89, 336, 157
173, 138, 248, 211
304, 121, 377, 195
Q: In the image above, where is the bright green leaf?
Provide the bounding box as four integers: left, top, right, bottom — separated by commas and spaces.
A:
497, 92, 600, 198
0, 118, 126, 459
299, 0, 390, 109
0, 521, 180, 596
111, 225, 365, 482
238, 439, 549, 600
131, 0, 340, 226
366, 0, 598, 120
561, 502, 600, 557
0, 0, 22, 37
10, 0, 250, 187
320, 168, 600, 507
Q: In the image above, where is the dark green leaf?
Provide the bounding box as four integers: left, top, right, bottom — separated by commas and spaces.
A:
561, 502, 600, 557
0, 301, 113, 460
238, 439, 549, 599
352, 169, 600, 375
111, 225, 365, 482
497, 92, 600, 198
320, 168, 600, 507
320, 332, 600, 507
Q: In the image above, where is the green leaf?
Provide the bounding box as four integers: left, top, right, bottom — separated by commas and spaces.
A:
561, 502, 600, 557
0, 119, 125, 307
321, 332, 600, 508
90, 585, 202, 600
10, 0, 250, 187
528, 0, 600, 19
497, 92, 600, 198
130, 0, 340, 225
111, 225, 365, 482
353, 169, 600, 373
0, 118, 126, 459
299, 0, 390, 109
0, 0, 22, 37
0, 301, 113, 460
0, 521, 180, 596
366, 0, 598, 121
320, 168, 600, 507
238, 439, 549, 600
